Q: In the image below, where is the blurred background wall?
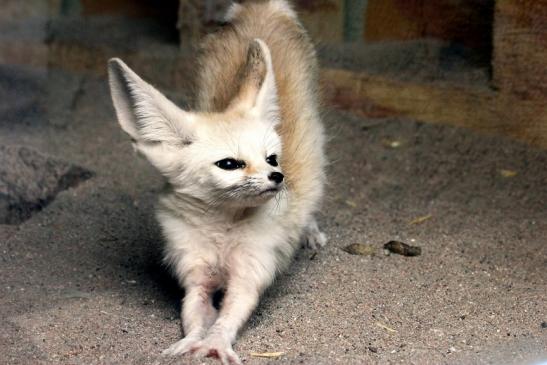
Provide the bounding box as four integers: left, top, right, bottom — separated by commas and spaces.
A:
1, 0, 546, 148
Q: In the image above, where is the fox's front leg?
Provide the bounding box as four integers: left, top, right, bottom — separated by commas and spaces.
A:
192, 252, 276, 365
162, 267, 219, 356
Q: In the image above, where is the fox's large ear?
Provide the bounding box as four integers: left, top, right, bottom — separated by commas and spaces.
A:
228, 39, 279, 124
108, 58, 194, 145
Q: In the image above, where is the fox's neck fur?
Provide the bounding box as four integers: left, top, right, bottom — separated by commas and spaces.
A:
161, 187, 265, 225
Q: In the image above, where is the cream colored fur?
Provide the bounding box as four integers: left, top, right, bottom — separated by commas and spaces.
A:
107, 1, 326, 364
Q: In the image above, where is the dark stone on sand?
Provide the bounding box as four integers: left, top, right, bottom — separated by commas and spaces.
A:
0, 145, 93, 224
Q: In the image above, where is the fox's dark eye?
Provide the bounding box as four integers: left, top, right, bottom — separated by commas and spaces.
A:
215, 158, 245, 170
266, 154, 278, 167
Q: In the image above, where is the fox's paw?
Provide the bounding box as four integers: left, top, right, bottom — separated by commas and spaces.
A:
302, 218, 327, 250
192, 334, 242, 365
162, 336, 201, 356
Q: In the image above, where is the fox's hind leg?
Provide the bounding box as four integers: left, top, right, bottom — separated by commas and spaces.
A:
301, 217, 327, 249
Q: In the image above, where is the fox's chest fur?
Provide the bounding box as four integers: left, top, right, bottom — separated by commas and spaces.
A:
108, 1, 325, 363
159, 193, 293, 289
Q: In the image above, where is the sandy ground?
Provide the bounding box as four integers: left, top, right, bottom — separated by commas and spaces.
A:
1, 60, 546, 365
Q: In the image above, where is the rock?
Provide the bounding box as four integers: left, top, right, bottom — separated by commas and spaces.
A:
0, 145, 92, 224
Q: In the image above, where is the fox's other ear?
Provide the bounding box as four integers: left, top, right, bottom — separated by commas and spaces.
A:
108, 58, 194, 145
228, 39, 279, 124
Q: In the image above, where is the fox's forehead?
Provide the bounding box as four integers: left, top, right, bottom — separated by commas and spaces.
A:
195, 118, 281, 159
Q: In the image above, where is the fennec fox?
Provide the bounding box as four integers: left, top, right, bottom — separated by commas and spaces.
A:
108, 1, 326, 363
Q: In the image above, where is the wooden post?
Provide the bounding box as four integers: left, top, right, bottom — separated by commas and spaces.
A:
344, 0, 367, 41
492, 0, 547, 100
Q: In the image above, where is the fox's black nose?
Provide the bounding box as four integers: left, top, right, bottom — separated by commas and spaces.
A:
269, 172, 284, 184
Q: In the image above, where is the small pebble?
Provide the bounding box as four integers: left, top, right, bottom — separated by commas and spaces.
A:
342, 243, 376, 256
384, 240, 421, 256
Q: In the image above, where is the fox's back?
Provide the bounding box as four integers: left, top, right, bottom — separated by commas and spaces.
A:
196, 0, 325, 224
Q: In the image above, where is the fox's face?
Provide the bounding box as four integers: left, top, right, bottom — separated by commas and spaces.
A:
108, 40, 284, 207
175, 112, 284, 207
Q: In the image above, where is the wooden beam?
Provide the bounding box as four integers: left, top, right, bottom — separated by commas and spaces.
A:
364, 0, 494, 51
321, 68, 547, 149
